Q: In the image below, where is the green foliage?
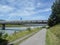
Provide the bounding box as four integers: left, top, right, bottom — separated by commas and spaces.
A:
48, 0, 60, 27
42, 26, 46, 28
3, 33, 8, 39
0, 32, 8, 45
27, 28, 31, 31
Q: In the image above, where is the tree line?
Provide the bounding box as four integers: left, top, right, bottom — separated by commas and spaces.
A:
48, 0, 60, 27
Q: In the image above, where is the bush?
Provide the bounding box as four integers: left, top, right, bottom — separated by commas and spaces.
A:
0, 32, 8, 45
27, 28, 31, 32
3, 33, 8, 39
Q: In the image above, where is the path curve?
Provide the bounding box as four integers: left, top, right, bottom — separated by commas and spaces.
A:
19, 28, 46, 45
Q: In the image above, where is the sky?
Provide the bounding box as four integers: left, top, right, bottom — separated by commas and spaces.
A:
0, 0, 54, 20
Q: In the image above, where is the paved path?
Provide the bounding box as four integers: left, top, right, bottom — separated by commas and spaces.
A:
19, 28, 46, 45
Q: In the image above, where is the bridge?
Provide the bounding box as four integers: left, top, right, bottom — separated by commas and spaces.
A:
0, 20, 48, 30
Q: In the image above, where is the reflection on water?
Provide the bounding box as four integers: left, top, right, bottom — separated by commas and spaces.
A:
0, 24, 46, 35
0, 27, 28, 35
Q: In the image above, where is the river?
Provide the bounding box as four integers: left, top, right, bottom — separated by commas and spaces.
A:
0, 24, 47, 35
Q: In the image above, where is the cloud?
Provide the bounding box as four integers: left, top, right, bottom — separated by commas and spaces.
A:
0, 4, 15, 13
32, 16, 47, 20
8, 8, 51, 19
0, 0, 53, 20
36, 2, 43, 8
37, 8, 51, 13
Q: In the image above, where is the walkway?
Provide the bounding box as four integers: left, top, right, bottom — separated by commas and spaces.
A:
19, 28, 46, 45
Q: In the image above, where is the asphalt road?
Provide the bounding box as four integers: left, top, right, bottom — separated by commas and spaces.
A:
19, 28, 46, 45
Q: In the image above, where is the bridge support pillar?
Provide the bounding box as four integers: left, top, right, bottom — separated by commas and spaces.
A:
2, 24, 5, 30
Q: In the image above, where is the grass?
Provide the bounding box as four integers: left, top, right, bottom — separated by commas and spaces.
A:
46, 24, 60, 45
6, 30, 31, 42
6, 27, 41, 43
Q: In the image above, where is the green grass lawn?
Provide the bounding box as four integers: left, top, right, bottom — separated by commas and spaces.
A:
46, 24, 60, 45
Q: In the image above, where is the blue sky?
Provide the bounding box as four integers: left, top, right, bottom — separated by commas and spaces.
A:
0, 0, 54, 20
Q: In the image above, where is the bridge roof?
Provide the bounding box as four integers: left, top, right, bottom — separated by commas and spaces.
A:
0, 20, 48, 24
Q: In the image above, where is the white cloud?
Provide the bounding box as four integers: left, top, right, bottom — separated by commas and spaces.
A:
0, 4, 15, 13
42, 8, 51, 12
0, 0, 52, 20
0, 14, 4, 16
35, 8, 51, 14
32, 16, 47, 20
6, 0, 16, 3
36, 3, 42, 7
8, 7, 51, 20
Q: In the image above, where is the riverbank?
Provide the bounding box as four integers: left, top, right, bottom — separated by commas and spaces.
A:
7, 27, 42, 45
46, 24, 60, 45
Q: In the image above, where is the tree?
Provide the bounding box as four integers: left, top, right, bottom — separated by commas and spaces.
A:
48, 0, 60, 27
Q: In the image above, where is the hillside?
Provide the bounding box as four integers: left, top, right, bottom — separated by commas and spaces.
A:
46, 24, 60, 45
